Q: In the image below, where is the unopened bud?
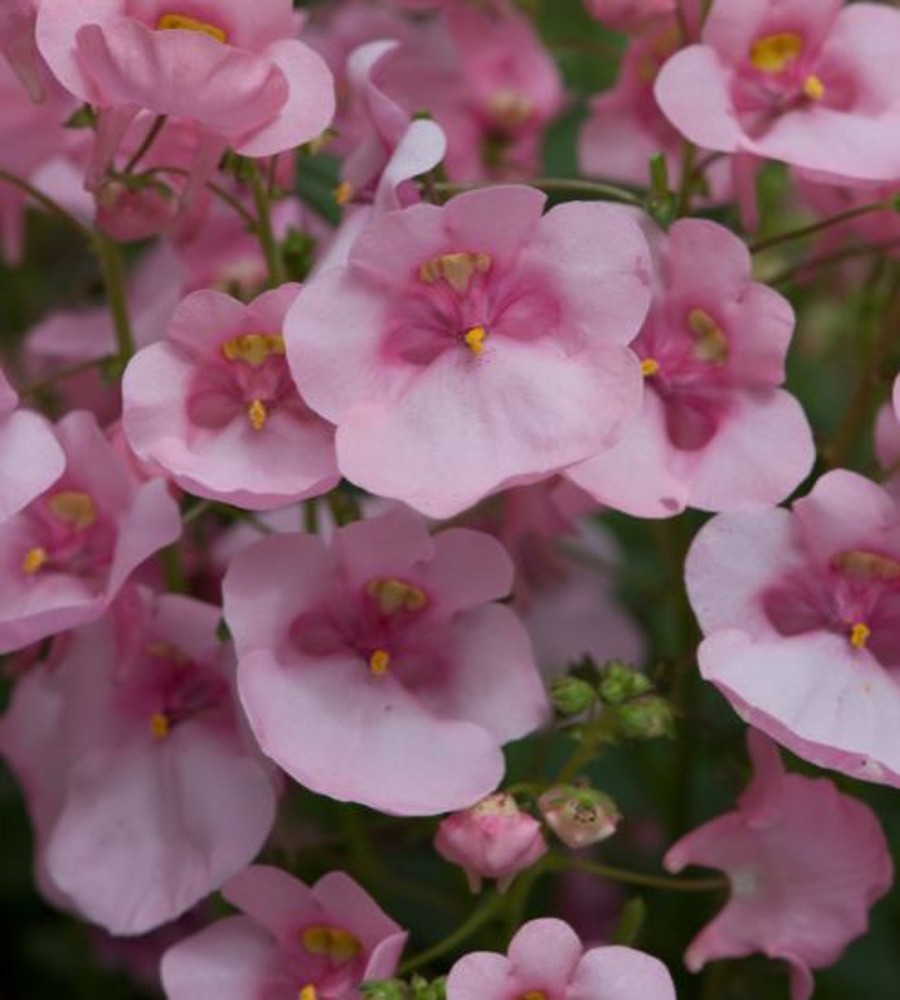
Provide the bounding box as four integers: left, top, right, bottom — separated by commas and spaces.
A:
597, 660, 652, 705
551, 675, 597, 716
360, 980, 408, 1000
614, 694, 675, 740
539, 785, 621, 849
411, 975, 447, 1000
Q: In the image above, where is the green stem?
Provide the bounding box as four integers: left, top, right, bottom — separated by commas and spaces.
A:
398, 891, 505, 976
147, 166, 256, 226
93, 231, 135, 363
434, 177, 642, 206
182, 499, 214, 526
249, 165, 286, 285
750, 200, 891, 254
303, 497, 320, 534
555, 735, 605, 785
548, 855, 727, 894
123, 114, 167, 173
0, 167, 93, 241
675, 141, 697, 217
326, 488, 362, 527
768, 238, 900, 287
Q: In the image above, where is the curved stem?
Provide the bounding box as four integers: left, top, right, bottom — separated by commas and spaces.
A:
768, 238, 900, 287
249, 165, 286, 285
434, 177, 643, 206
548, 855, 727, 894
93, 230, 135, 363
0, 167, 92, 241
750, 200, 891, 254
146, 166, 256, 227
123, 114, 167, 173
398, 891, 505, 976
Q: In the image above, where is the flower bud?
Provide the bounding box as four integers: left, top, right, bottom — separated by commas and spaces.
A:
597, 659, 653, 705
434, 793, 548, 893
539, 785, 621, 849
361, 981, 409, 1000
613, 694, 675, 740
551, 675, 597, 716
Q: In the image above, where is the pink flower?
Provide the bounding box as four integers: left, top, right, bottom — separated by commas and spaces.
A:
122, 284, 339, 511
583, 0, 676, 35
567, 218, 814, 516
686, 469, 900, 786
435, 793, 548, 893
35, 0, 335, 162
655, 1, 900, 180
285, 185, 650, 518
0, 410, 181, 654
665, 730, 892, 999
222, 505, 548, 815
161, 864, 407, 999
0, 588, 278, 934
0, 366, 65, 523
446, 917, 676, 999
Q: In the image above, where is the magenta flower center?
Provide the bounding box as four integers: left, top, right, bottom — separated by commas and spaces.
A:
19, 489, 114, 583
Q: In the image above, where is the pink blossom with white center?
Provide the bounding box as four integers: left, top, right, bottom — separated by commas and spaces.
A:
35, 0, 335, 176
567, 218, 814, 517
446, 917, 676, 1000
435, 793, 548, 893
0, 588, 278, 935
654, 1, 900, 181
223, 505, 548, 816
0, 366, 65, 523
161, 864, 407, 1000
666, 730, 892, 1000
686, 469, 900, 787
286, 185, 650, 518
0, 410, 181, 654
122, 284, 339, 511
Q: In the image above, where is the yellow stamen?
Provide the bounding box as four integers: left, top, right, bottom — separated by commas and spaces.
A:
369, 648, 391, 676
464, 325, 488, 356
333, 181, 354, 206
365, 577, 428, 614
522, 993, 548, 1000
803, 74, 825, 101
221, 332, 285, 367
640, 357, 660, 377
418, 251, 492, 294
832, 550, 900, 582
850, 623, 871, 650
301, 925, 362, 962
247, 399, 267, 432
687, 308, 729, 364
21, 546, 47, 575
150, 713, 170, 739
298, 987, 318, 1000
749, 32, 803, 74
156, 13, 227, 43
48, 491, 96, 530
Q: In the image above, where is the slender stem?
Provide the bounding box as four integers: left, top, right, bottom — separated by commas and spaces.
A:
750, 200, 891, 254
548, 855, 727, 894
160, 543, 186, 593
768, 238, 900, 287
0, 167, 93, 241
675, 141, 697, 217
434, 177, 643, 206
93, 230, 135, 363
326, 488, 363, 527
182, 499, 214, 526
398, 892, 505, 976
146, 166, 256, 227
303, 498, 320, 534
826, 264, 900, 469
19, 356, 112, 398
555, 735, 604, 785
249, 165, 286, 285
123, 114, 167, 173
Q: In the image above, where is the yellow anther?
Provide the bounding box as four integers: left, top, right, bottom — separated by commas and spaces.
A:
156, 13, 227, 43
298, 987, 318, 1000
48, 491, 96, 530
832, 550, 900, 581
221, 332, 285, 367
488, 89, 533, 129
301, 925, 362, 962
803, 74, 825, 101
418, 251, 492, 294
333, 181, 354, 206
464, 325, 488, 356
369, 649, 391, 676
850, 622, 871, 650
687, 308, 729, 364
21, 546, 47, 575
150, 713, 170, 739
640, 357, 660, 377
522, 993, 548, 1000
247, 399, 267, 432
365, 577, 428, 614
749, 32, 803, 74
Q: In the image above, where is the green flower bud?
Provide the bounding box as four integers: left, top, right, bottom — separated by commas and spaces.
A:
551, 675, 597, 716
614, 694, 675, 741
597, 660, 652, 705
360, 981, 409, 1000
